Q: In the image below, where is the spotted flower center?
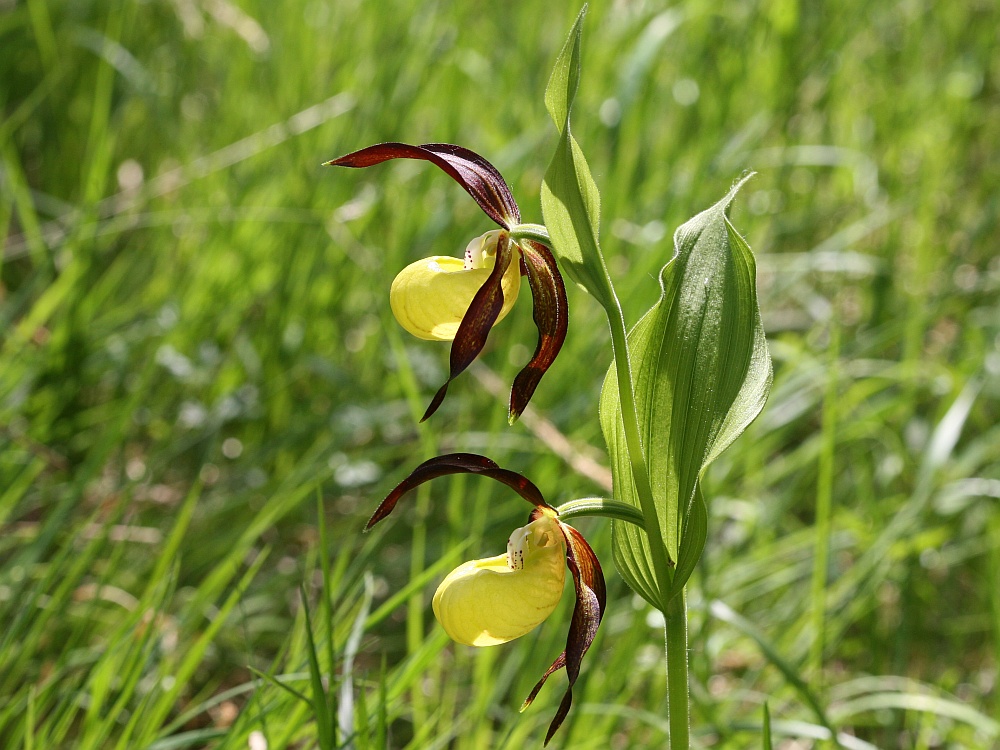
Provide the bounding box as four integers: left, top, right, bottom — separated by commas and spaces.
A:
464, 229, 502, 270
506, 513, 558, 570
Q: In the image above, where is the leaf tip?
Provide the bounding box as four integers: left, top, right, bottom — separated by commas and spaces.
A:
723, 170, 756, 211
545, 4, 589, 129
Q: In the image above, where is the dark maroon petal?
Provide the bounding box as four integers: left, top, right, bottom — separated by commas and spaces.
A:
522, 523, 606, 746
508, 240, 569, 422
421, 232, 514, 421
520, 653, 565, 710
366, 452, 551, 530
325, 142, 519, 229
421, 144, 520, 226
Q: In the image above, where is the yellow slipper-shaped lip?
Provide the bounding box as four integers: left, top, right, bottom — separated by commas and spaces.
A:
432, 514, 566, 646
389, 230, 521, 341
365, 452, 607, 747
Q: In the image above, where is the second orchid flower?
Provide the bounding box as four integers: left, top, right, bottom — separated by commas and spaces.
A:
326, 143, 568, 422
366, 453, 606, 746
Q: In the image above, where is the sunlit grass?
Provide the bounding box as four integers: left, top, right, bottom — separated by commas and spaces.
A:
1, 0, 998, 747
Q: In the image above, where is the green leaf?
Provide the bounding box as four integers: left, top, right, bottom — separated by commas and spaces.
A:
540, 5, 615, 311
543, 7, 584, 129
300, 584, 335, 749
670, 484, 707, 601
600, 177, 772, 607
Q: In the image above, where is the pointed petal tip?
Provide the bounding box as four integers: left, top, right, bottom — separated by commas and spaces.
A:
421, 382, 448, 421
508, 391, 530, 423
365, 507, 391, 530
544, 692, 575, 746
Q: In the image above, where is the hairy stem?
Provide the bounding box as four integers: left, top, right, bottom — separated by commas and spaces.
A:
507, 223, 551, 247
665, 592, 690, 749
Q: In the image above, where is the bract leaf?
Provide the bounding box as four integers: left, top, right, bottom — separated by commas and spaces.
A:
670, 484, 707, 601
600, 177, 772, 607
540, 5, 616, 311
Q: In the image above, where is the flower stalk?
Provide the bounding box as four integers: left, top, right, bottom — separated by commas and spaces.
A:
507, 224, 552, 247
553, 498, 645, 528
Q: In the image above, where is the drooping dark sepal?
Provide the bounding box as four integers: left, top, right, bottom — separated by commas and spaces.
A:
366, 452, 552, 530
509, 239, 569, 422
522, 523, 606, 746
325, 142, 520, 229
421, 232, 514, 421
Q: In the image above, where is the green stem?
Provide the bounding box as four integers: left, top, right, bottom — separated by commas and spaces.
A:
507, 223, 551, 246
555, 497, 646, 528
665, 591, 690, 749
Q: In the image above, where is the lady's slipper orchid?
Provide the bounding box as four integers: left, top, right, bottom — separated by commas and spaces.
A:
325, 143, 568, 422
366, 453, 606, 745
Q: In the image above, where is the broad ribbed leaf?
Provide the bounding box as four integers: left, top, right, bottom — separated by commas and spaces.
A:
599, 178, 772, 607
539, 6, 615, 311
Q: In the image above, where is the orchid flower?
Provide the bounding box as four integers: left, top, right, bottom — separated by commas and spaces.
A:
366, 453, 606, 745
325, 143, 568, 422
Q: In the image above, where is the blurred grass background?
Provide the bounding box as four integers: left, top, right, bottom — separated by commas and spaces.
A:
1, 0, 998, 747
